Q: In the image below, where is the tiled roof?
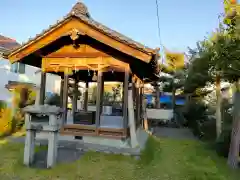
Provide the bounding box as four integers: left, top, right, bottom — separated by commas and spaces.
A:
5, 80, 36, 90
0, 35, 20, 51
8, 2, 156, 56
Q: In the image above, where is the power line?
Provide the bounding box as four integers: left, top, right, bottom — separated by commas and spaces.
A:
155, 0, 164, 64
155, 0, 162, 47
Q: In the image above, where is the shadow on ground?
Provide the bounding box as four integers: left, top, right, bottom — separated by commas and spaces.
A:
32, 146, 85, 169
153, 127, 197, 140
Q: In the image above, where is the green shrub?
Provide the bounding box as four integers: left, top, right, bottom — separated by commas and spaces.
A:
215, 99, 233, 157
215, 128, 232, 157
184, 100, 209, 138
0, 100, 7, 110
201, 116, 216, 141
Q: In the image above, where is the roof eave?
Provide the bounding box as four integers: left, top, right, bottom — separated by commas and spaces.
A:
7, 14, 157, 61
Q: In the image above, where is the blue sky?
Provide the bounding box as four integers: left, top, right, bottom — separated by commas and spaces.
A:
0, 0, 223, 54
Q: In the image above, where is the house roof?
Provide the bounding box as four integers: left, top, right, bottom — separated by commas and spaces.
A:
5, 81, 36, 90
7, 2, 157, 57
0, 35, 20, 52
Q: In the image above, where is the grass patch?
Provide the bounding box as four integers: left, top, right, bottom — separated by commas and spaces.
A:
0, 136, 239, 180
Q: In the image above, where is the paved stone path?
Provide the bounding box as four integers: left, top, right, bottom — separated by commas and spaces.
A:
153, 127, 197, 140
32, 147, 85, 169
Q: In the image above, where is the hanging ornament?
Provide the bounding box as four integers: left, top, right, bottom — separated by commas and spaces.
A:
92, 71, 97, 81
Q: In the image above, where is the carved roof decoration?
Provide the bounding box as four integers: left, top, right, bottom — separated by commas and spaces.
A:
6, 2, 158, 57
70, 1, 91, 18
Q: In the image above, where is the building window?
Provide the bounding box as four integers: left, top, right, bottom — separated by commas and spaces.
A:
10, 62, 25, 74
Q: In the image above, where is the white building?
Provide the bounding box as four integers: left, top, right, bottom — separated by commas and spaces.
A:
0, 35, 60, 104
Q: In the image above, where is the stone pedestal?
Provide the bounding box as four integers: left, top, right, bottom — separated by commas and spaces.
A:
23, 105, 63, 168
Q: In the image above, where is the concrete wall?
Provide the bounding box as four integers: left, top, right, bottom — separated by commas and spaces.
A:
0, 58, 60, 103
146, 108, 173, 121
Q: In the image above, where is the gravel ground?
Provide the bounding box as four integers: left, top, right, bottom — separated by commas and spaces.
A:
153, 127, 197, 140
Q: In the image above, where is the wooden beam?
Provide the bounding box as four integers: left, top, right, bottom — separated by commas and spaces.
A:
39, 72, 46, 105
41, 57, 130, 73
46, 52, 111, 58
60, 124, 128, 139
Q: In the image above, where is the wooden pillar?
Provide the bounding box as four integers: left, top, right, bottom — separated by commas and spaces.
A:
143, 95, 149, 131
135, 85, 140, 128
39, 72, 46, 105
62, 73, 69, 124
84, 81, 89, 111
139, 84, 143, 126
156, 85, 160, 109
131, 76, 137, 129
132, 82, 136, 102
72, 79, 78, 114
100, 74, 104, 114
123, 68, 129, 129
132, 79, 137, 122
60, 79, 64, 107
95, 71, 102, 128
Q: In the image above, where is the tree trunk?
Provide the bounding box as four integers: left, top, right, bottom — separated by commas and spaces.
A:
216, 75, 222, 139
227, 81, 240, 169
172, 86, 176, 111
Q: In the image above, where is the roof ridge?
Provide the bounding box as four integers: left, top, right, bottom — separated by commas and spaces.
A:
0, 35, 18, 42
7, 2, 157, 56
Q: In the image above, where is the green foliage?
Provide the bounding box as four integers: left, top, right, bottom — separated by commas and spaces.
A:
216, 128, 232, 157
0, 100, 7, 110
103, 91, 113, 105
68, 87, 82, 99
184, 100, 215, 139
184, 40, 215, 94
89, 85, 97, 104
112, 84, 121, 102
10, 87, 36, 132
184, 18, 240, 94
26, 89, 36, 105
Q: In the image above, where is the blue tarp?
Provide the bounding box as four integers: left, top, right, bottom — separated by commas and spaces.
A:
46, 92, 53, 98
145, 94, 185, 105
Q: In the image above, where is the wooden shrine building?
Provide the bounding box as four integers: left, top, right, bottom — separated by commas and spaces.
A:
5, 2, 159, 142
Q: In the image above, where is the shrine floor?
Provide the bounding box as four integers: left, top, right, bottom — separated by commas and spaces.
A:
34, 111, 136, 149
1, 135, 239, 180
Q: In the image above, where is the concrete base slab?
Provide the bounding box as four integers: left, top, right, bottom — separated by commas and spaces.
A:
136, 127, 149, 150
8, 129, 149, 160
8, 136, 141, 156
82, 136, 130, 148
